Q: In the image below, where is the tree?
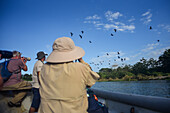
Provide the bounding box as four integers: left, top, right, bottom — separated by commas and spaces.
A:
158, 49, 170, 73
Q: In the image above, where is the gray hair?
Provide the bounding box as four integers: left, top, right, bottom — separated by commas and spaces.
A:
13, 51, 21, 57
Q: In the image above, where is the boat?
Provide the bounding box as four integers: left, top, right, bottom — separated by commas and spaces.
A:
92, 88, 170, 113
0, 89, 170, 113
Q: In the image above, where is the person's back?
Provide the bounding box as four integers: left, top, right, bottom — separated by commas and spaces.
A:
3, 58, 24, 87
38, 37, 100, 113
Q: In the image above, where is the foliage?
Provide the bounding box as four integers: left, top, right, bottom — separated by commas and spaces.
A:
22, 74, 32, 81
98, 49, 170, 81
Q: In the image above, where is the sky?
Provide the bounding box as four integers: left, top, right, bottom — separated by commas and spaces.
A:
0, 0, 170, 74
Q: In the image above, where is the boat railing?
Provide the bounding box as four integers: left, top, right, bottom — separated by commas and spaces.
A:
91, 88, 170, 113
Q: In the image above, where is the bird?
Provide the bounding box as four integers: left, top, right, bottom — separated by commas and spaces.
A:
106, 53, 109, 56
79, 35, 82, 39
81, 31, 84, 34
150, 26, 152, 30
89, 41, 92, 43
114, 29, 117, 32
121, 58, 124, 62
97, 56, 99, 57
114, 59, 116, 61
118, 56, 120, 59
157, 40, 160, 42
117, 52, 120, 54
111, 33, 114, 36
70, 32, 73, 37
124, 58, 126, 61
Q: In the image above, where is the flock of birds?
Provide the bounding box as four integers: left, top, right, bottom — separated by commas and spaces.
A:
69, 26, 160, 70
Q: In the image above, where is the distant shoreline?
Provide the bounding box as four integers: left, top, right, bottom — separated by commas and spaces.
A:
97, 75, 170, 82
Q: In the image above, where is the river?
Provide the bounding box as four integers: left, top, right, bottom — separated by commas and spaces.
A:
92, 80, 170, 98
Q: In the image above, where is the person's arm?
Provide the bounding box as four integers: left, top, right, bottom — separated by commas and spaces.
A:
37, 71, 40, 84
78, 58, 92, 70
0, 74, 3, 90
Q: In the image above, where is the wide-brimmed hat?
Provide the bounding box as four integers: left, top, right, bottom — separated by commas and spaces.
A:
36, 51, 48, 60
46, 37, 85, 63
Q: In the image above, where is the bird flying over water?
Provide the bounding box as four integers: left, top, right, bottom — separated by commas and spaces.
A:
107, 53, 109, 56
70, 32, 73, 37
157, 40, 160, 42
79, 35, 82, 39
89, 41, 92, 43
117, 52, 120, 54
81, 31, 84, 34
118, 56, 120, 59
111, 33, 114, 36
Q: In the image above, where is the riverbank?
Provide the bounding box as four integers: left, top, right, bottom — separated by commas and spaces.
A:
97, 75, 170, 82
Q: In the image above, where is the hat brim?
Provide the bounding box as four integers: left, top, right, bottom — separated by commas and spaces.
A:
46, 46, 85, 63
36, 54, 48, 59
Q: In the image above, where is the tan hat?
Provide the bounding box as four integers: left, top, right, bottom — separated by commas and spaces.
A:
46, 37, 85, 63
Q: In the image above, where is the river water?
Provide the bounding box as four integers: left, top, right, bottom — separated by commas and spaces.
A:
92, 80, 170, 98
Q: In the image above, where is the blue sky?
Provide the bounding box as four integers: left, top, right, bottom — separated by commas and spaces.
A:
0, 0, 170, 74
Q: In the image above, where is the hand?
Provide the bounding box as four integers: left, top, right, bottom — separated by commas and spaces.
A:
78, 58, 92, 70
21, 57, 27, 64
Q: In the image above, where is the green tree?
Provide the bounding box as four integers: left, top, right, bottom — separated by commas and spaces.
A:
158, 49, 170, 73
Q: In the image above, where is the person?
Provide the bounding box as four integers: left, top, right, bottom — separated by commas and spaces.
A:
29, 51, 48, 113
1, 51, 32, 107
38, 37, 100, 113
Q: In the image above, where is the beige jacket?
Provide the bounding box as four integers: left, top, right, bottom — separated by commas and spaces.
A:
38, 62, 100, 113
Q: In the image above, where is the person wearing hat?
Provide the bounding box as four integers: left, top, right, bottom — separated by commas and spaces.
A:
38, 37, 100, 113
1, 50, 32, 107
29, 51, 47, 113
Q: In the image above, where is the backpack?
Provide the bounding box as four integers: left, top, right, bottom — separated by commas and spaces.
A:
87, 88, 109, 113
0, 60, 12, 82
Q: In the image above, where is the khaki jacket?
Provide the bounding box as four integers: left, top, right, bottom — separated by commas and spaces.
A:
38, 62, 100, 113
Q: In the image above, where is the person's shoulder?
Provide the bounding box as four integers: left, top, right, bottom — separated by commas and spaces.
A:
36, 60, 43, 65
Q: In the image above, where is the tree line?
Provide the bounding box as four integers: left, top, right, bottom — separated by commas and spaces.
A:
98, 49, 170, 81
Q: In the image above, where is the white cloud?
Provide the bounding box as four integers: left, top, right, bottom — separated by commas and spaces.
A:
105, 11, 123, 21
85, 14, 101, 20
142, 11, 150, 16
128, 16, 135, 22
141, 10, 152, 24
84, 11, 135, 32
158, 24, 170, 32
142, 43, 159, 52
146, 46, 170, 59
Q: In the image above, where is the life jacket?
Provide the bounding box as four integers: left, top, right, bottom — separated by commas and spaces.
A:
87, 88, 109, 113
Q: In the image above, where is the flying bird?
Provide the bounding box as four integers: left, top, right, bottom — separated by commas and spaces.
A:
106, 53, 109, 56
79, 35, 82, 39
150, 26, 152, 30
114, 29, 117, 32
81, 31, 84, 34
118, 56, 120, 59
117, 52, 120, 54
97, 56, 99, 57
157, 40, 160, 42
121, 58, 124, 62
111, 33, 114, 36
89, 41, 92, 43
70, 32, 73, 37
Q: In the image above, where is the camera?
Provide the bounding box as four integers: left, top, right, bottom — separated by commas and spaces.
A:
0, 50, 13, 59
22, 57, 31, 61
